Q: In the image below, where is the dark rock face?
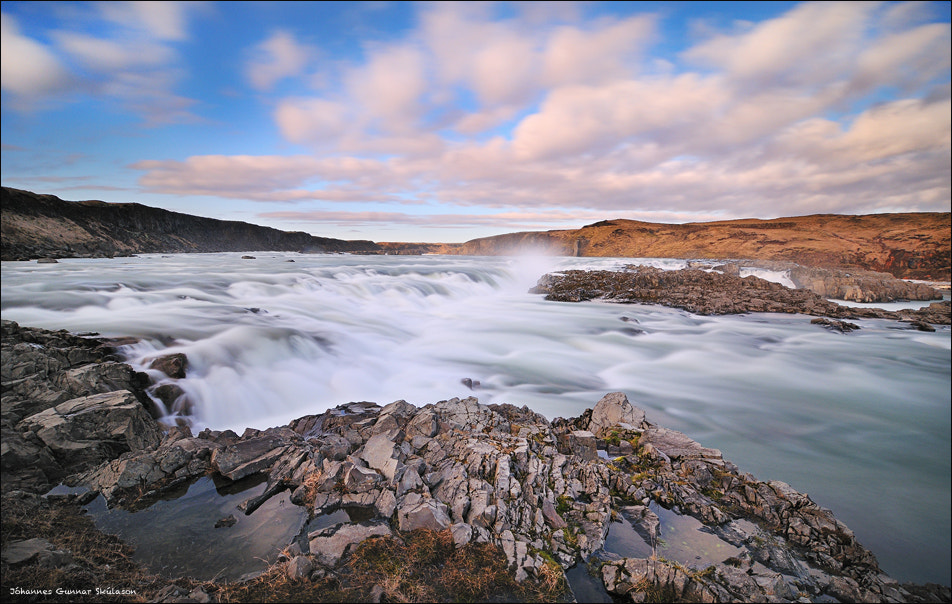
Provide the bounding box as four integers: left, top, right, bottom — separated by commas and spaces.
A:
530, 266, 950, 326
1, 321, 160, 494
1, 187, 381, 261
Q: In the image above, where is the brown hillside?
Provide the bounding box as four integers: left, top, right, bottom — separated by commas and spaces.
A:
457, 214, 951, 281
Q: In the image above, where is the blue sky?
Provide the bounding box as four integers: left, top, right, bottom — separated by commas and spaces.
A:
2, 1, 950, 243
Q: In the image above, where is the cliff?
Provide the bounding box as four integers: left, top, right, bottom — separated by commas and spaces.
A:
0, 187, 381, 260
456, 214, 952, 281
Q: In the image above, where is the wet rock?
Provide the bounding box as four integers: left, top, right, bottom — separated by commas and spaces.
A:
531, 266, 950, 326
215, 514, 237, 528
148, 353, 188, 379
811, 317, 860, 333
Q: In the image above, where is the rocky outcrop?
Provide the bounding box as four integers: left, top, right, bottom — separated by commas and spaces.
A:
456, 214, 952, 281
0, 321, 162, 494
3, 323, 949, 602
1, 187, 381, 261
530, 266, 950, 327
786, 265, 941, 302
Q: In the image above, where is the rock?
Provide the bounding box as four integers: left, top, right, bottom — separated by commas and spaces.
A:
789, 265, 942, 303
148, 353, 188, 379
639, 426, 722, 461
541, 498, 568, 529
308, 522, 393, 567
588, 392, 645, 438
358, 431, 403, 481
397, 492, 452, 532
16, 390, 162, 472
285, 555, 313, 581
530, 266, 950, 325
211, 436, 291, 481
36, 257, 59, 263
215, 514, 237, 528
1, 538, 72, 567
241, 255, 256, 259
811, 317, 860, 333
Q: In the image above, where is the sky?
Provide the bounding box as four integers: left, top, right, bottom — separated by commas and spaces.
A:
1, 1, 950, 243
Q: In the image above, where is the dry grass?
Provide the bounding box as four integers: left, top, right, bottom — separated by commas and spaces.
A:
3, 495, 568, 603
221, 528, 570, 603
1, 494, 170, 603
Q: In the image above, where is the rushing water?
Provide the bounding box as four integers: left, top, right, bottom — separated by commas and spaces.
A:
2, 252, 949, 585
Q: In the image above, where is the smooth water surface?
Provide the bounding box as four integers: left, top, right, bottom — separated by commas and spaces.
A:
2, 253, 949, 585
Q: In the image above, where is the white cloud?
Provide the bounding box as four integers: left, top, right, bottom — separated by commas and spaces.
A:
684, 2, 875, 89
346, 44, 429, 131
96, 0, 194, 41
0, 13, 72, 98
247, 30, 315, 91
130, 1, 950, 228
53, 32, 174, 72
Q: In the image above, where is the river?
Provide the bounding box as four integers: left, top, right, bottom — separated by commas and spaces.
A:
1, 252, 949, 585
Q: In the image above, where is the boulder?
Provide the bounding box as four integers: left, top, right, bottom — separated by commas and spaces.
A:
588, 392, 645, 438
16, 390, 162, 472
148, 353, 188, 379
397, 492, 452, 532
308, 522, 393, 567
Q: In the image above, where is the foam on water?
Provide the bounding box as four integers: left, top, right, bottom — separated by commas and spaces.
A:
2, 253, 949, 585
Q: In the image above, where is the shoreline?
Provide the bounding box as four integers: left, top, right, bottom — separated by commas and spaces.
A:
2, 320, 950, 602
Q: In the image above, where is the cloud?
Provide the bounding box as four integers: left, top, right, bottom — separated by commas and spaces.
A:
247, 30, 316, 91
53, 32, 175, 72
683, 2, 875, 89
345, 43, 429, 132
129, 1, 950, 227
2, 2, 201, 124
0, 13, 72, 99
95, 0, 195, 41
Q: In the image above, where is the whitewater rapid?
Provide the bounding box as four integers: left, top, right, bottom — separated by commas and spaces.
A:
1, 252, 949, 585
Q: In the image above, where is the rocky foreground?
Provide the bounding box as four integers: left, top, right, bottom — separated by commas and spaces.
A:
2, 320, 950, 603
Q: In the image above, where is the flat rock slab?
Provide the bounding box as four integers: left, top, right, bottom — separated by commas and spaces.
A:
308, 522, 393, 567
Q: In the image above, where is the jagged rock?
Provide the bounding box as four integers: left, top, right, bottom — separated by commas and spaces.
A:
588, 392, 646, 438
531, 266, 950, 325
308, 522, 393, 567
211, 436, 292, 481
16, 390, 162, 472
358, 431, 404, 481
397, 492, 452, 532
811, 317, 860, 333
789, 265, 941, 303
3, 323, 949, 602
148, 353, 188, 379
640, 426, 722, 462
285, 555, 313, 581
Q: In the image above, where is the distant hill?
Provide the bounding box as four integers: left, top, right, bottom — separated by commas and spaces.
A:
1, 187, 381, 260
456, 214, 952, 281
